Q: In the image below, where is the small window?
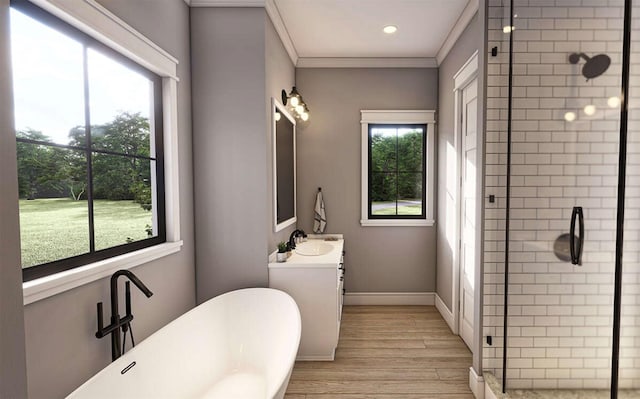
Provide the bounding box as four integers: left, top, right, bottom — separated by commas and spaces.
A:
10, 0, 166, 281
369, 124, 426, 218
361, 111, 435, 227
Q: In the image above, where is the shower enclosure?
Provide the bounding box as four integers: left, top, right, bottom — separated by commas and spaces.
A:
483, 0, 640, 397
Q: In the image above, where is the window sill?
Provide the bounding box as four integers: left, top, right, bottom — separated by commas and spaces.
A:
23, 241, 183, 305
360, 219, 435, 227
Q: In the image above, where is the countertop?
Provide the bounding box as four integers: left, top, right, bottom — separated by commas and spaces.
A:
268, 238, 344, 268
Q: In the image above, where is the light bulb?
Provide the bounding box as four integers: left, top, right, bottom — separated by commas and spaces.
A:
564, 111, 576, 122
584, 105, 596, 116
290, 96, 299, 107
503, 26, 514, 33
274, 112, 281, 121
608, 96, 621, 108
301, 112, 309, 121
295, 104, 304, 114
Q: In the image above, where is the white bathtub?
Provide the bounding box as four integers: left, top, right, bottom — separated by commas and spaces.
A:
68, 288, 301, 399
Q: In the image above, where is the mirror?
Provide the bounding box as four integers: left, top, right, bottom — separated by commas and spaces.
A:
273, 98, 296, 232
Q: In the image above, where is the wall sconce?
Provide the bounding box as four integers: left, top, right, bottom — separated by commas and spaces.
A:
282, 86, 310, 121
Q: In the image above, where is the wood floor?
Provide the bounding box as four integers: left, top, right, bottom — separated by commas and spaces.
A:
284, 305, 474, 399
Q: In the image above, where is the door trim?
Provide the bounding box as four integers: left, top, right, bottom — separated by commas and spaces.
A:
452, 51, 479, 342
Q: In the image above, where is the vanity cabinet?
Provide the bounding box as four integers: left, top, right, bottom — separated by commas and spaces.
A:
268, 238, 345, 361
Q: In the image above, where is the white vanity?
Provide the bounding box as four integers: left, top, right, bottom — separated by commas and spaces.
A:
268, 235, 345, 361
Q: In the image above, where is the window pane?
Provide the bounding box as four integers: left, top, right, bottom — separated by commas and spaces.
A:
93, 154, 156, 250
18, 146, 89, 267
10, 8, 86, 146
371, 127, 397, 172
371, 173, 397, 215
87, 48, 154, 158
398, 172, 423, 215
397, 127, 423, 172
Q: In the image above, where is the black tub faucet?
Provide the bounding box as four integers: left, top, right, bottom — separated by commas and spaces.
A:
96, 270, 153, 361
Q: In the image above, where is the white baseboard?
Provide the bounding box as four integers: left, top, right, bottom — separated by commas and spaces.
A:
484, 382, 498, 399
469, 367, 485, 399
435, 294, 457, 334
344, 292, 435, 305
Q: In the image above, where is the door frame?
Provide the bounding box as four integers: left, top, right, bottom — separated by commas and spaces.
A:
452, 50, 479, 345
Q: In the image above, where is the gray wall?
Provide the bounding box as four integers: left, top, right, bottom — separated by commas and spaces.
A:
0, 0, 28, 396
296, 68, 438, 293
265, 17, 297, 252
192, 8, 267, 303
436, 14, 481, 311
193, 8, 295, 302
18, 1, 197, 397
434, 5, 487, 374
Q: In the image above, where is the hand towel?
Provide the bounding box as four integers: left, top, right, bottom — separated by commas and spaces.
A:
313, 190, 327, 233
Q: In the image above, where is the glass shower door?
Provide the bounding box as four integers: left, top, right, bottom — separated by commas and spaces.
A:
503, 0, 624, 392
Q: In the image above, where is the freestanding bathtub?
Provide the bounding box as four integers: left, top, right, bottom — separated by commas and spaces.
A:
67, 288, 301, 399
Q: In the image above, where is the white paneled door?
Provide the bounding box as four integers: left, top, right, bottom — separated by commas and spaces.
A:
459, 77, 478, 351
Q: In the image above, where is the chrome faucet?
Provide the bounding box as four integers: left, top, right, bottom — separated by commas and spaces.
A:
95, 270, 153, 361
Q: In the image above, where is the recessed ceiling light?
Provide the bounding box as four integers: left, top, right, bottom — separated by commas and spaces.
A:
383, 25, 397, 34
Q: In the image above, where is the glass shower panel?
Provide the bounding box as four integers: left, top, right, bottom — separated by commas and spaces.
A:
620, 3, 640, 395
482, 0, 513, 392
505, 0, 624, 392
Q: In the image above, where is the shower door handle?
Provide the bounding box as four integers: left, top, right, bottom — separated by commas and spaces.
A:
570, 206, 584, 265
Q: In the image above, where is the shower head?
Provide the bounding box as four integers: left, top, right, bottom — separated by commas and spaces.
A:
569, 52, 611, 81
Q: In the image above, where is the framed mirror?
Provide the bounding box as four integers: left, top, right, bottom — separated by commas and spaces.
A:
272, 98, 296, 232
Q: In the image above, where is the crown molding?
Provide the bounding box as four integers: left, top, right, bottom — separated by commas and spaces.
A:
296, 57, 437, 69
189, 0, 265, 6
436, 0, 478, 65
265, 0, 298, 65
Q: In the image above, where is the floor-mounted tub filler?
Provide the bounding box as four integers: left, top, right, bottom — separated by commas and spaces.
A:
68, 288, 301, 399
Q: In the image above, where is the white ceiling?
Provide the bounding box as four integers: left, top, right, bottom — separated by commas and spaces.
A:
273, 0, 471, 59
188, 0, 477, 66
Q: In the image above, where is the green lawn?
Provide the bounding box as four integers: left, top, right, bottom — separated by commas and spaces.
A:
372, 204, 422, 215
372, 200, 423, 216
19, 199, 152, 268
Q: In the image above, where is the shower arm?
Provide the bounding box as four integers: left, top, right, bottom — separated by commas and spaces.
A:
569, 53, 591, 64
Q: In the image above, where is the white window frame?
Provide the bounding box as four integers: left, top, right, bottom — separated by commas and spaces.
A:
360, 110, 436, 227
20, 0, 182, 305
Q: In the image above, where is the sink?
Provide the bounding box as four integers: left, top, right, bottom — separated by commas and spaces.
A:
295, 241, 333, 256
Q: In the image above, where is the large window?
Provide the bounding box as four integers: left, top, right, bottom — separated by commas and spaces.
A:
10, 0, 165, 281
360, 110, 435, 227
